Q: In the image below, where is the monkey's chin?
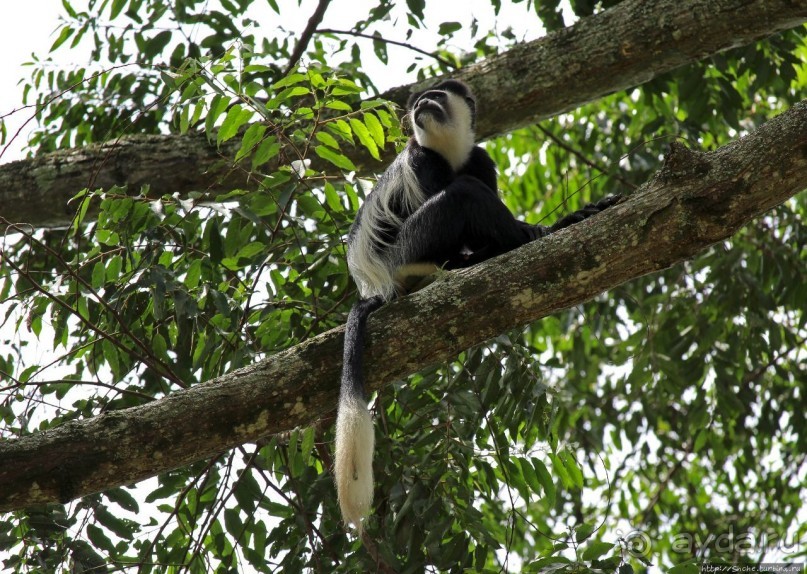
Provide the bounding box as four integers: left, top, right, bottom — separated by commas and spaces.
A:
414, 106, 446, 129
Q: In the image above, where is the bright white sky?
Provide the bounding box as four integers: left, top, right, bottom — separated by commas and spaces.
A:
0, 0, 75, 162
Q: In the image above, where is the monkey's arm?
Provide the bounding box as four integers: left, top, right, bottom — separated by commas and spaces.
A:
547, 195, 622, 232
457, 146, 499, 194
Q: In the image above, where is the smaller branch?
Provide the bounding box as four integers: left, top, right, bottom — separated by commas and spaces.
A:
316, 28, 456, 68
183, 451, 255, 572
0, 379, 154, 403
637, 438, 693, 523
535, 123, 638, 192
742, 333, 807, 386
0, 219, 184, 388
360, 530, 399, 574
284, 0, 333, 76
247, 448, 341, 566
0, 247, 180, 390
0, 63, 140, 163
137, 454, 224, 574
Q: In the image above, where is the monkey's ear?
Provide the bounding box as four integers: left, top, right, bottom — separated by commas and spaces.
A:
406, 89, 423, 111
465, 96, 477, 127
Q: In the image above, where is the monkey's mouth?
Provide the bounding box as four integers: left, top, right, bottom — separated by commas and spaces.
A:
413, 99, 447, 127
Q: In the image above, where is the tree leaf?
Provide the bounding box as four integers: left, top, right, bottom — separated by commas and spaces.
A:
349, 117, 379, 160
314, 144, 356, 171
581, 540, 614, 561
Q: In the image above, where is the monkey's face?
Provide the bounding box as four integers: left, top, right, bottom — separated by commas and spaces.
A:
410, 88, 471, 131
411, 89, 451, 127
409, 86, 476, 170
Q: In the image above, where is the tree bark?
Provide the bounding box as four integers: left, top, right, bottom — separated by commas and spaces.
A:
1, 98, 805, 512
1, 0, 805, 230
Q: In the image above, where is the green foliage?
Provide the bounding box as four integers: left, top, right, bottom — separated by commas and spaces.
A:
1, 1, 806, 573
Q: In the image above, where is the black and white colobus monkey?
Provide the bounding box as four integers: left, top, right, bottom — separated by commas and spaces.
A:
335, 79, 619, 531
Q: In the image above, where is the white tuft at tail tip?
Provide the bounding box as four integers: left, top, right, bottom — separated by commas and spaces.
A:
334, 394, 375, 532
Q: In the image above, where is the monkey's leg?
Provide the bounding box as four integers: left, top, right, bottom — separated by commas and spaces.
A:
393, 174, 546, 269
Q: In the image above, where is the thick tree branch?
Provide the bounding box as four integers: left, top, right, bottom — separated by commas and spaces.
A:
1, 99, 805, 511
1, 0, 805, 230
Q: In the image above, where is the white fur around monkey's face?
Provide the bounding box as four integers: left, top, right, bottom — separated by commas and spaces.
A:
410, 89, 475, 171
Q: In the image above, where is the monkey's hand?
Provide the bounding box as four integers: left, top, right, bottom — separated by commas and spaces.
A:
519, 220, 552, 241
548, 194, 621, 233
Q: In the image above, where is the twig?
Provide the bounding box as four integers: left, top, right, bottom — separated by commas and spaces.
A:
284, 0, 333, 76
0, 219, 185, 388
316, 28, 456, 68
535, 123, 638, 192
360, 530, 399, 574
637, 439, 693, 523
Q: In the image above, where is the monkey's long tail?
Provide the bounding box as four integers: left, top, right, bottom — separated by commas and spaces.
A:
334, 296, 384, 533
